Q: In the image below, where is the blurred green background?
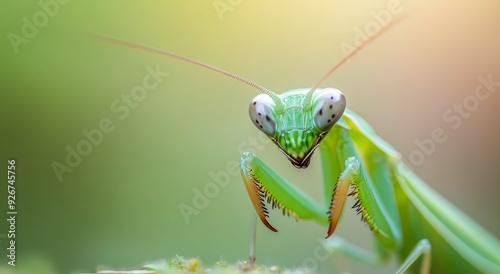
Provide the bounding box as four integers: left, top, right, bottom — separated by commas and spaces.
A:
1, 1, 499, 273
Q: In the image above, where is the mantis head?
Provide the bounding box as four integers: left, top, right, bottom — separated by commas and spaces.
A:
249, 88, 346, 168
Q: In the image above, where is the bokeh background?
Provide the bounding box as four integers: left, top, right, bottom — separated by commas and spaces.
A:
1, 0, 499, 273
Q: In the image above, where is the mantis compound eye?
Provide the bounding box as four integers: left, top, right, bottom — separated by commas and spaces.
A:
249, 94, 277, 137
312, 88, 346, 133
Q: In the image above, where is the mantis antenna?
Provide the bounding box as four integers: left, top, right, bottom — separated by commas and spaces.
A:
90, 14, 407, 113
302, 16, 407, 110
89, 35, 285, 113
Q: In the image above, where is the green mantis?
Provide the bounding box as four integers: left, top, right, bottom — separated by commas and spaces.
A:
93, 18, 500, 274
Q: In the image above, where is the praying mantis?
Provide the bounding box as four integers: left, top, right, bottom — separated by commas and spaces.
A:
92, 15, 500, 274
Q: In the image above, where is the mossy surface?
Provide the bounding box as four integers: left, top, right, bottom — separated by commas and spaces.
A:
93, 256, 315, 274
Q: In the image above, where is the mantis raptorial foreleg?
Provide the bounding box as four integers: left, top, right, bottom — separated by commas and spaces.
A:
240, 152, 327, 231
322, 112, 434, 273
324, 113, 433, 273
319, 120, 393, 266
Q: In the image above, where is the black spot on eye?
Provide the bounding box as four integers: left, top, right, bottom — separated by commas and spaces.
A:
331, 114, 335, 119
329, 105, 333, 109
253, 101, 256, 105
259, 125, 263, 129
319, 109, 323, 115
265, 115, 270, 122
258, 112, 261, 116
327, 119, 331, 123
330, 96, 334, 99
255, 120, 259, 124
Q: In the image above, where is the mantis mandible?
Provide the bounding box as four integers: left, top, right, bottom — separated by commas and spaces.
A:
93, 16, 500, 274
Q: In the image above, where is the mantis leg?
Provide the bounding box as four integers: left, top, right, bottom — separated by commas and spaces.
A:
319, 116, 404, 267
322, 235, 388, 265
248, 211, 257, 266
395, 239, 431, 274
322, 113, 434, 273
319, 126, 393, 266
240, 152, 328, 232
240, 151, 328, 265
